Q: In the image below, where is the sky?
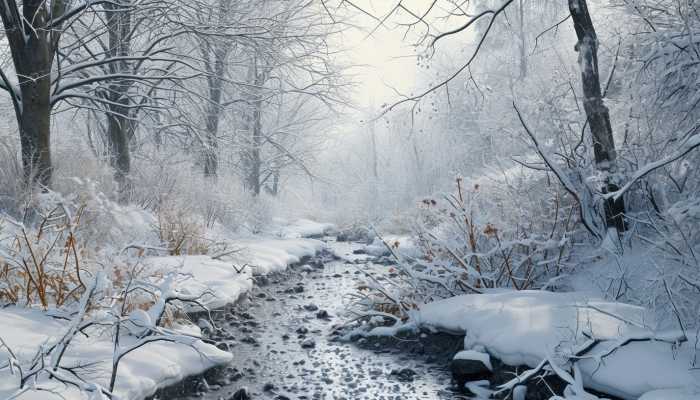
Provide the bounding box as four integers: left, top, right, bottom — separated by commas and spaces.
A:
334, 2, 424, 109
331, 0, 474, 113
346, 27, 419, 108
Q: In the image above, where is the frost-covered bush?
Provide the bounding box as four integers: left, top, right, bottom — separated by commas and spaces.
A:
351, 171, 575, 327
413, 173, 573, 290
125, 157, 275, 236
0, 195, 91, 308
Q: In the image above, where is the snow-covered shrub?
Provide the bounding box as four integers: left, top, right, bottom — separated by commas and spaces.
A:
155, 202, 211, 256
0, 199, 87, 308
0, 182, 162, 308
351, 171, 575, 327
414, 174, 572, 290
125, 157, 275, 236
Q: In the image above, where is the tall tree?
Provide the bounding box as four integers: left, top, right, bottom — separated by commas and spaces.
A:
568, 0, 625, 231
0, 0, 75, 187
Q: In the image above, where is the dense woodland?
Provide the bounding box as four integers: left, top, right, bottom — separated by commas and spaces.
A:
0, 1, 699, 399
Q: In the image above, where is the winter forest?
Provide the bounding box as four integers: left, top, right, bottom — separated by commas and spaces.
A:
0, 0, 698, 399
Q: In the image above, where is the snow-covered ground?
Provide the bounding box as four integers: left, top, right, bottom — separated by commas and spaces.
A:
0, 307, 231, 400
274, 218, 335, 239
0, 219, 331, 400
413, 290, 700, 399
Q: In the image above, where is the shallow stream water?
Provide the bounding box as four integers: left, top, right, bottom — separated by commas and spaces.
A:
159, 239, 462, 400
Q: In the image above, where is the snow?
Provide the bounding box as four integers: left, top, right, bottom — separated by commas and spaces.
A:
638, 388, 700, 400
415, 290, 700, 399
141, 237, 324, 309
223, 238, 325, 275
453, 350, 493, 371
363, 235, 420, 258
0, 224, 326, 400
276, 218, 335, 238
0, 307, 231, 400
143, 255, 253, 310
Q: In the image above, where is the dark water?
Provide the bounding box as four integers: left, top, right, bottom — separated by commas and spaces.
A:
158, 240, 461, 400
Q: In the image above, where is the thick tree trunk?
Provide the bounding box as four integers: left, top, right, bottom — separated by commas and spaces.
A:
104, 2, 133, 197
17, 55, 52, 187
106, 110, 131, 188
5, 0, 56, 188
568, 0, 626, 232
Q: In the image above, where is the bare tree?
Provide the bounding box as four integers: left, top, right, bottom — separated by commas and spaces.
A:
0, 0, 85, 187
0, 0, 200, 191
233, 0, 346, 196
329, 0, 627, 235
568, 0, 625, 231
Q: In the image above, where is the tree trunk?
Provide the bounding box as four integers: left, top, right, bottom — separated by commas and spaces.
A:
106, 110, 131, 190
518, 0, 527, 78
4, 0, 57, 188
104, 2, 133, 196
568, 0, 626, 232
248, 95, 263, 196
243, 56, 265, 196
17, 56, 52, 187
369, 119, 379, 179
203, 57, 224, 177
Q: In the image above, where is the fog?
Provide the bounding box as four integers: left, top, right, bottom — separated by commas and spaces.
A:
0, 1, 698, 399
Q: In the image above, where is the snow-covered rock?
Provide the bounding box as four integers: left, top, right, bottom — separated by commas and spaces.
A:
451, 350, 493, 386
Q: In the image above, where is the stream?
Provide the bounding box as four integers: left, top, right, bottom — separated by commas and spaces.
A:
158, 238, 462, 400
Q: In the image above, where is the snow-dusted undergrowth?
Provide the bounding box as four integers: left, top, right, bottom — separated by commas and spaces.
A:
0, 182, 330, 400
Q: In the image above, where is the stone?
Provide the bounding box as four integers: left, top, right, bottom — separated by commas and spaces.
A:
390, 368, 416, 382
229, 388, 251, 400
296, 326, 309, 334
303, 304, 319, 311
450, 355, 493, 387
240, 336, 257, 344
316, 310, 330, 319
301, 338, 316, 348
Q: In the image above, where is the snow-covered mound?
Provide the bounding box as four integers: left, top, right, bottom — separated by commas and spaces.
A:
225, 237, 325, 275
143, 238, 324, 309
144, 255, 254, 310
416, 290, 700, 399
0, 232, 325, 400
0, 307, 230, 400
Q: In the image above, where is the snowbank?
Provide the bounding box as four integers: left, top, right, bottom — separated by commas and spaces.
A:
142, 238, 324, 308
0, 232, 325, 400
416, 290, 700, 399
223, 237, 325, 275
276, 218, 335, 238
144, 255, 254, 310
0, 307, 231, 400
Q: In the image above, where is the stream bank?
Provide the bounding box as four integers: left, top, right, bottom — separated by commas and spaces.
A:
155, 238, 617, 400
